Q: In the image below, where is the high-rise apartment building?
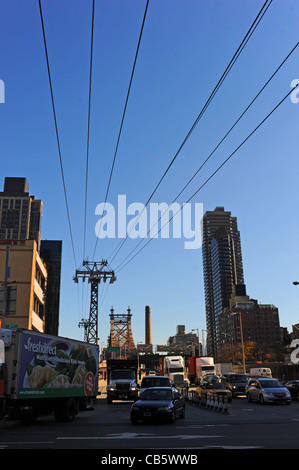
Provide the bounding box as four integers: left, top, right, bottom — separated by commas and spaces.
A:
202, 207, 244, 357
0, 177, 43, 250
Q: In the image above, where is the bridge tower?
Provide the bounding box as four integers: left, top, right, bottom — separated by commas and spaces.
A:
109, 306, 136, 353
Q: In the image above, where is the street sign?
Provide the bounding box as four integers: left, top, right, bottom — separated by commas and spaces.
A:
107, 346, 120, 353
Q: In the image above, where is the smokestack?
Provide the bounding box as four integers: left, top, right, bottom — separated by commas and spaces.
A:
145, 305, 152, 344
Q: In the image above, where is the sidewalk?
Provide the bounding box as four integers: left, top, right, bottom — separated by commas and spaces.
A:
98, 379, 107, 396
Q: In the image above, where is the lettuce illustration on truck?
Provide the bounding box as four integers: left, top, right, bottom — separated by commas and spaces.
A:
25, 342, 97, 389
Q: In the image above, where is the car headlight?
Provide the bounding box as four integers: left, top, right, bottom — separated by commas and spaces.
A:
158, 406, 171, 411
130, 387, 138, 391
107, 386, 116, 391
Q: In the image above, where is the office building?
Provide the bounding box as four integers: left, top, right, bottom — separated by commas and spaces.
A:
202, 207, 244, 357
219, 284, 281, 351
0, 240, 47, 332
0, 177, 43, 250
40, 240, 62, 336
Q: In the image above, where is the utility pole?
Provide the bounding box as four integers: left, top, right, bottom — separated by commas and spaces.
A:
73, 259, 116, 344
1, 246, 12, 329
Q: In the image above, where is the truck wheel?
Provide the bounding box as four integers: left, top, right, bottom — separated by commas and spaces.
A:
130, 414, 138, 424
19, 406, 38, 423
54, 398, 77, 423
168, 410, 175, 424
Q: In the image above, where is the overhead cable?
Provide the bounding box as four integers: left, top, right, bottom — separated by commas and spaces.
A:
38, 0, 77, 267
115, 82, 299, 274
83, 0, 96, 260
115, 42, 299, 271
92, 0, 150, 261
108, 0, 273, 264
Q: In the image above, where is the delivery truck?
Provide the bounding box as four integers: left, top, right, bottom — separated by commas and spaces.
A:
106, 358, 139, 404
188, 356, 198, 384
195, 356, 216, 384
164, 356, 190, 388
215, 363, 233, 376
0, 328, 99, 423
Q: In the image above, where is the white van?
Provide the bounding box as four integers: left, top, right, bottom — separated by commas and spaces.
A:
249, 367, 272, 378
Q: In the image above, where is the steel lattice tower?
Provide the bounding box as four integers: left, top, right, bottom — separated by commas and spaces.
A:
74, 259, 116, 344
109, 307, 135, 350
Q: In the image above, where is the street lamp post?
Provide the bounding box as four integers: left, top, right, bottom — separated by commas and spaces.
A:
191, 328, 200, 355
202, 329, 207, 356
232, 312, 246, 374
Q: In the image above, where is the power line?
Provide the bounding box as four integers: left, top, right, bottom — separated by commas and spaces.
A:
107, 0, 273, 264
38, 0, 77, 267
114, 42, 299, 271
115, 82, 299, 274
83, 0, 95, 260
92, 0, 150, 260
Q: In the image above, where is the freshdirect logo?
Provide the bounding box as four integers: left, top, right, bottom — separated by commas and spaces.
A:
95, 195, 203, 250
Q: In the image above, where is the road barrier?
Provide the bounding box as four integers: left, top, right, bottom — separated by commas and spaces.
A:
180, 388, 229, 414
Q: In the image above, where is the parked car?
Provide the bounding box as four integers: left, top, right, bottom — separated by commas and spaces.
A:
220, 373, 249, 397
140, 375, 172, 395
130, 387, 185, 424
146, 371, 157, 376
285, 380, 299, 398
196, 382, 232, 402
246, 378, 291, 404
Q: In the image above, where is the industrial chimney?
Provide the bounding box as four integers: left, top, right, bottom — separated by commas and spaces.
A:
145, 305, 152, 344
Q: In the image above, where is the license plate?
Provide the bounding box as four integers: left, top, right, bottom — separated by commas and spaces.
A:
144, 412, 152, 417
119, 394, 126, 398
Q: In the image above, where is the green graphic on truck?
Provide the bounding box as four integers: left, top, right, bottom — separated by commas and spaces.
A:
18, 331, 98, 399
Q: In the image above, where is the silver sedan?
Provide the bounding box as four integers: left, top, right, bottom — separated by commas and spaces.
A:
246, 378, 291, 404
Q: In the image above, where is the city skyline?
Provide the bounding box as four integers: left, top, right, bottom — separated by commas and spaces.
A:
0, 1, 298, 346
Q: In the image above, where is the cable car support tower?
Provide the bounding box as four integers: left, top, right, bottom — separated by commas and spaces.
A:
74, 259, 116, 344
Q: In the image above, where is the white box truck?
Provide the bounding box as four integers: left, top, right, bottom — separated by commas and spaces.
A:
215, 363, 232, 376
249, 367, 272, 378
195, 356, 216, 384
164, 356, 189, 388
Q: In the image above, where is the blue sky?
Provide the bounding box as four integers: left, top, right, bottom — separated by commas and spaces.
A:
0, 0, 298, 348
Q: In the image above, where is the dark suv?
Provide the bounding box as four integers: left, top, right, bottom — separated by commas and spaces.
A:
220, 373, 249, 397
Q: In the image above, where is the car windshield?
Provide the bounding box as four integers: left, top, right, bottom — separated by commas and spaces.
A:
205, 383, 225, 389
141, 388, 173, 401
110, 370, 135, 380
229, 375, 248, 383
141, 377, 170, 388
260, 380, 283, 389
